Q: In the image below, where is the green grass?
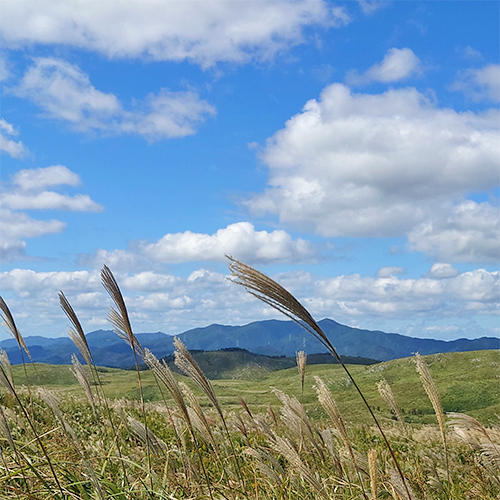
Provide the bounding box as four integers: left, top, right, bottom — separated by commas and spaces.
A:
14, 349, 499, 425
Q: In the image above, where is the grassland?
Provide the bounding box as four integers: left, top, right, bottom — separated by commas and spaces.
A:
14, 349, 499, 425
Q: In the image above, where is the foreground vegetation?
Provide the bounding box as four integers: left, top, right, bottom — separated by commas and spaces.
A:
0, 263, 498, 499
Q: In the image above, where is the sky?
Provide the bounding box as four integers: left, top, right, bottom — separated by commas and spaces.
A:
0, 0, 499, 342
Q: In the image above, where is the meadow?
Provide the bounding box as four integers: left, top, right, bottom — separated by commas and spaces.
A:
0, 262, 498, 499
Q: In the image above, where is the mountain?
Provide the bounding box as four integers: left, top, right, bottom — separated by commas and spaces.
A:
0, 318, 498, 368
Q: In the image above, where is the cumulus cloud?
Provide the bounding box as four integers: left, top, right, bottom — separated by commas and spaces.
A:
246, 83, 499, 262
0, 165, 103, 261
0, 118, 29, 158
408, 201, 499, 263
12, 58, 216, 139
0, 0, 348, 67
377, 266, 405, 278
0, 265, 497, 339
346, 48, 422, 85
79, 222, 316, 269
426, 263, 459, 279
451, 64, 500, 102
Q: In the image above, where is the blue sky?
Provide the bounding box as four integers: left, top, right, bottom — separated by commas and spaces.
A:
0, 0, 498, 341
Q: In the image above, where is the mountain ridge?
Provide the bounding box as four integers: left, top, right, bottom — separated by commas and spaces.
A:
1, 318, 498, 368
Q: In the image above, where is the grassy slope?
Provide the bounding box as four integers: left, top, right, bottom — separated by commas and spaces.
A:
12, 349, 499, 425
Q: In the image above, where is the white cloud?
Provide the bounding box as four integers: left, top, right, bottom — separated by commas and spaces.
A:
0, 0, 348, 67
12, 58, 216, 139
357, 0, 387, 15
246, 83, 500, 262
12, 165, 80, 190
451, 64, 500, 103
408, 201, 499, 263
346, 48, 422, 85
426, 263, 459, 279
0, 265, 497, 340
0, 118, 29, 158
0, 166, 103, 262
461, 46, 483, 61
0, 54, 11, 81
0, 208, 65, 261
377, 266, 405, 278
80, 222, 316, 269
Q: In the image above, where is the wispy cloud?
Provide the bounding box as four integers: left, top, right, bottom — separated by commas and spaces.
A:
0, 165, 103, 262
11, 58, 216, 139
345, 48, 422, 86
0, 0, 348, 67
0, 118, 29, 158
451, 63, 500, 103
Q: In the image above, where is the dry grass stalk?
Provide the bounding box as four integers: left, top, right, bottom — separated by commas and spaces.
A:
368, 448, 377, 500
296, 350, 307, 393
414, 353, 449, 483
377, 378, 407, 434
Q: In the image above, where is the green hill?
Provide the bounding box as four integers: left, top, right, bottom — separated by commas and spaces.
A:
9, 349, 499, 425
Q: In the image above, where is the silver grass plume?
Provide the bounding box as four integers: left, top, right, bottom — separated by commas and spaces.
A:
174, 337, 222, 416
272, 387, 323, 458
0, 349, 14, 389
0, 296, 31, 360
272, 435, 328, 499
228, 257, 340, 361
143, 349, 192, 429
314, 375, 368, 496
128, 416, 168, 455
414, 353, 449, 481
450, 412, 500, 470
100, 265, 144, 357
39, 388, 77, 442
179, 381, 218, 453
174, 336, 246, 494
377, 378, 407, 435
314, 376, 350, 452
71, 354, 96, 414
0, 403, 16, 452
59, 292, 92, 366
244, 447, 281, 484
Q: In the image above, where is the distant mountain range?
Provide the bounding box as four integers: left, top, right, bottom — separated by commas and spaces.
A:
1, 318, 498, 368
